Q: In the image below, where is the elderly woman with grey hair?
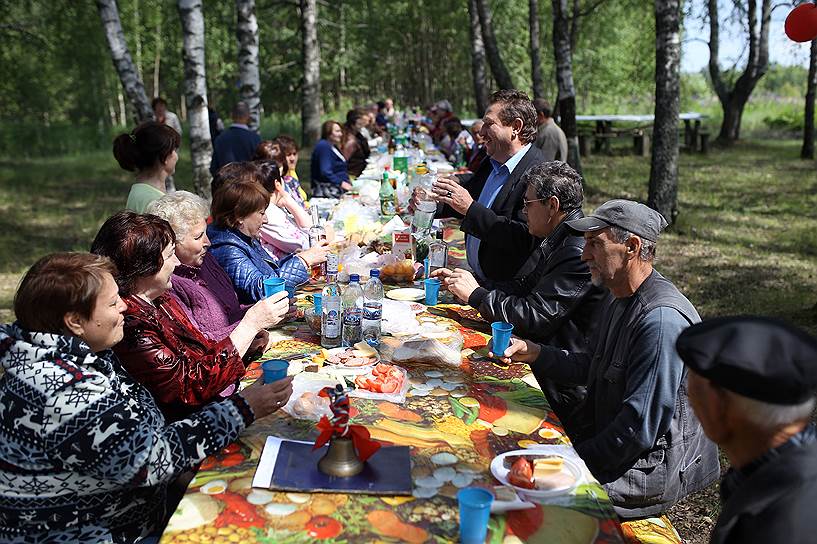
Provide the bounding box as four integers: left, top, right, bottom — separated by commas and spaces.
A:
146, 191, 278, 352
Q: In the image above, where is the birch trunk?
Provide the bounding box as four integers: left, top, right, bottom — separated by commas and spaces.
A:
529, 0, 545, 100
467, 0, 490, 116
152, 12, 161, 98
708, 0, 771, 144
648, 0, 681, 226
178, 0, 212, 199
802, 39, 817, 160
300, 0, 321, 147
236, 0, 262, 132
475, 0, 515, 90
552, 0, 581, 173
97, 0, 153, 122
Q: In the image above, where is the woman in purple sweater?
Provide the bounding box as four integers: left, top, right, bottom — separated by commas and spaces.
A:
146, 191, 282, 356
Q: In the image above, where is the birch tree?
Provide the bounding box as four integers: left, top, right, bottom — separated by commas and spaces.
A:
530, 0, 545, 100
300, 0, 321, 147
552, 0, 581, 172
178, 0, 212, 198
467, 0, 490, 116
708, 0, 771, 144
474, 0, 515, 90
96, 0, 153, 122
802, 39, 817, 160
648, 0, 682, 225
236, 0, 262, 132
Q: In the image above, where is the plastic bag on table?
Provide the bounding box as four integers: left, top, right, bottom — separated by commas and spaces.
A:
377, 253, 416, 283
280, 374, 340, 421
379, 322, 464, 368
348, 364, 411, 404
380, 299, 420, 336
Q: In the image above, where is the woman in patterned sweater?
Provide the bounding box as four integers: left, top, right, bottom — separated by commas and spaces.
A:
0, 253, 293, 542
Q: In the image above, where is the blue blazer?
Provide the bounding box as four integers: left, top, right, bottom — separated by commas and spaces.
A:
310, 139, 348, 198
207, 224, 309, 303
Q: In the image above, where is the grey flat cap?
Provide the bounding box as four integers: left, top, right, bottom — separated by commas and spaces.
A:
566, 199, 668, 242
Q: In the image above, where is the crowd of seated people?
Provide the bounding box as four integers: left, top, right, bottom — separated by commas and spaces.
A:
2, 95, 815, 544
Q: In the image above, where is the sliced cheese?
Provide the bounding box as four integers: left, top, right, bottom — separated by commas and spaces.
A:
533, 457, 564, 479
352, 342, 377, 357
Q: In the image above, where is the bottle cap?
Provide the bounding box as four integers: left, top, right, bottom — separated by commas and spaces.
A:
370, 269, 380, 278
350, 274, 360, 282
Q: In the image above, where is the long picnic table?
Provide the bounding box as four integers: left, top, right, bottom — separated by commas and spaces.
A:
158, 220, 629, 544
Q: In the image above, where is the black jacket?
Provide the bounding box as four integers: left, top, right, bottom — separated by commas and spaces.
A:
711, 426, 817, 544
467, 209, 605, 353
438, 144, 546, 283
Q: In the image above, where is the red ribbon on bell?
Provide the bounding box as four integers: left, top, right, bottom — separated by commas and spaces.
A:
785, 2, 817, 43
313, 416, 381, 462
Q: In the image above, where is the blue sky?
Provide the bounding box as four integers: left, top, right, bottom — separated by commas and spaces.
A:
681, 2, 811, 73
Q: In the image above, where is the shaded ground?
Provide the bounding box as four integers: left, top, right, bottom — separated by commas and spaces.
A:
1, 140, 816, 542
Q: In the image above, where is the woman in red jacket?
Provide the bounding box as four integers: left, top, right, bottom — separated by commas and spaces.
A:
91, 210, 290, 421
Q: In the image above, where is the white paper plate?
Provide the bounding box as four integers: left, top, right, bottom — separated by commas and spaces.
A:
386, 288, 426, 302
322, 347, 378, 375
490, 449, 581, 501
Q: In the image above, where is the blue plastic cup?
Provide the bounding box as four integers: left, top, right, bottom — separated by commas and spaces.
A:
457, 487, 494, 544
261, 359, 289, 384
312, 293, 323, 313
491, 321, 514, 356
263, 277, 286, 298
424, 278, 441, 306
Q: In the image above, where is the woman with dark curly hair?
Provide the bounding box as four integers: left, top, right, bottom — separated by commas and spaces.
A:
113, 121, 181, 213
91, 210, 291, 421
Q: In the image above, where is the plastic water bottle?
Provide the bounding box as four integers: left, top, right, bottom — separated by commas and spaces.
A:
341, 274, 363, 347
362, 270, 384, 347
321, 253, 341, 348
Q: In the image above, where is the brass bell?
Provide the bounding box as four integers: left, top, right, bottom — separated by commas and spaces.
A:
318, 436, 364, 477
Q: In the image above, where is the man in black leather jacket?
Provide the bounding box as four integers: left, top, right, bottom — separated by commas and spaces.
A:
433, 162, 605, 415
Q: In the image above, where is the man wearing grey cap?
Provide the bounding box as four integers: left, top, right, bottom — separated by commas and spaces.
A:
494, 198, 720, 519
677, 316, 817, 544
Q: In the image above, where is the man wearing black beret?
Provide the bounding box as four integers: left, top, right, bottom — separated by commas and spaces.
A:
677, 316, 817, 544
494, 199, 720, 519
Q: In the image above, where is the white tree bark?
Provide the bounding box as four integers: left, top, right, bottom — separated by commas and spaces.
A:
467, 0, 490, 116
300, 0, 321, 147
648, 0, 682, 225
552, 0, 581, 172
236, 0, 262, 132
178, 0, 213, 198
97, 0, 153, 122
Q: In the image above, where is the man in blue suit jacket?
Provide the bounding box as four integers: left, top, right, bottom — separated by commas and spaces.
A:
210, 101, 262, 175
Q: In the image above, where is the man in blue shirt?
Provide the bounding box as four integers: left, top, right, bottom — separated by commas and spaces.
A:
210, 102, 262, 175
431, 90, 546, 285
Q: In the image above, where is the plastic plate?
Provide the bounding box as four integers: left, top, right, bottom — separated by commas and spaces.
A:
490, 449, 582, 501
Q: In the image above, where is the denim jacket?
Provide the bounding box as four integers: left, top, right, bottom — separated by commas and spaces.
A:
207, 224, 309, 304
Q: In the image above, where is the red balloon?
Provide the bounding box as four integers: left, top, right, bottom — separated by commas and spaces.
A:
785, 3, 817, 43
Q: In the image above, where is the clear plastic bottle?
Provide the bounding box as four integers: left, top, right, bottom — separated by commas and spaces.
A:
320, 253, 341, 348
341, 274, 363, 347
428, 229, 449, 274
362, 269, 383, 347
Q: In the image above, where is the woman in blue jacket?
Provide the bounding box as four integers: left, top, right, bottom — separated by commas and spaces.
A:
310, 120, 352, 198
208, 180, 319, 303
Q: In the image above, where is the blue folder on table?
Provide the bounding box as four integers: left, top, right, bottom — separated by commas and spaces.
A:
271, 440, 413, 495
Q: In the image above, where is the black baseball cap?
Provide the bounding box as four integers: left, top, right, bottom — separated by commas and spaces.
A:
676, 316, 817, 405
566, 199, 668, 242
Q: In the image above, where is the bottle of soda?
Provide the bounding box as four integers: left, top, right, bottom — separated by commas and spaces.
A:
380, 172, 396, 217
362, 269, 383, 348
308, 206, 327, 281
341, 274, 363, 347
321, 253, 341, 348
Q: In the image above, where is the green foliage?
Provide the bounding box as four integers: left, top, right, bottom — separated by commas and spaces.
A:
762, 105, 804, 132
1, 0, 811, 157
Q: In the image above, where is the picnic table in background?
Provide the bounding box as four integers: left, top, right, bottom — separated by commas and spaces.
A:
575, 113, 708, 157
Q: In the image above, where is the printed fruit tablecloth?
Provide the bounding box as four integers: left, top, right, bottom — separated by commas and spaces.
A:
159, 306, 627, 544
